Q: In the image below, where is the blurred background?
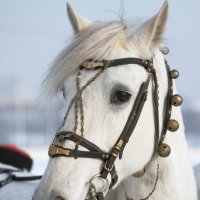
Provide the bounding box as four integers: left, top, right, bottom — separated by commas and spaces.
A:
0, 0, 200, 174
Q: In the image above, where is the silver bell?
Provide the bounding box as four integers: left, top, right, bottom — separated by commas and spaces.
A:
170, 70, 179, 79
170, 94, 183, 106
160, 47, 170, 55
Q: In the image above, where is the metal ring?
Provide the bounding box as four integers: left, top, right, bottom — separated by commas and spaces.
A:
111, 152, 118, 158
88, 174, 109, 194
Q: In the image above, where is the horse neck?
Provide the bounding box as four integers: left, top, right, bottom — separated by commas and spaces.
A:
106, 50, 197, 200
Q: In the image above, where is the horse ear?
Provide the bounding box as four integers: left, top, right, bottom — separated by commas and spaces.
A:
136, 1, 168, 51
67, 3, 91, 33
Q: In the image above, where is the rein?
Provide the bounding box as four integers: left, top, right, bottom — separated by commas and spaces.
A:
0, 168, 42, 188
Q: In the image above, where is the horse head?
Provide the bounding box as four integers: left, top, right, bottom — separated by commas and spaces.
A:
33, 1, 169, 200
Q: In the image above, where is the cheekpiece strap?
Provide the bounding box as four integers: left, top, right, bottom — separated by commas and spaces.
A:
99, 76, 150, 189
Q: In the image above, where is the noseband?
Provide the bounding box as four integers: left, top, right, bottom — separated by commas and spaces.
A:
48, 48, 182, 200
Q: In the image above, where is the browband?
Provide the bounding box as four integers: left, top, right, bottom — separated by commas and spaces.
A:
80, 58, 150, 70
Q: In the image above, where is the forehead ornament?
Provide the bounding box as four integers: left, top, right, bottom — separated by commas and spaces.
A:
81, 60, 104, 69
160, 47, 169, 55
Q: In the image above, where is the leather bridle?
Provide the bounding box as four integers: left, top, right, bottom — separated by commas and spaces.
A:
48, 49, 182, 200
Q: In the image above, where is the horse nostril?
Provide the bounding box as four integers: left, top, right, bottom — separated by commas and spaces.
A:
55, 196, 65, 200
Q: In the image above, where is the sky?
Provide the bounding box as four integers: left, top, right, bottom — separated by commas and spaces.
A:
0, 0, 200, 109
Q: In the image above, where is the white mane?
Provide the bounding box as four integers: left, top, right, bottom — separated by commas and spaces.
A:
42, 21, 152, 96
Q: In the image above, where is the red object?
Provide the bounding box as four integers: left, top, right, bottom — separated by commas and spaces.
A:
0, 144, 31, 158
0, 144, 33, 171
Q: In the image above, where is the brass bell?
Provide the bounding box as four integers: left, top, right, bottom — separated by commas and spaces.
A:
166, 119, 179, 132
170, 70, 179, 79
157, 143, 171, 157
133, 168, 145, 178
170, 94, 183, 106
160, 47, 169, 55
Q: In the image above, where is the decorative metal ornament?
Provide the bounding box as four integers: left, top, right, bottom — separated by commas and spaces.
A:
81, 60, 104, 69
170, 70, 179, 79
157, 143, 171, 157
133, 168, 145, 178
170, 94, 183, 106
166, 119, 179, 132
160, 47, 170, 55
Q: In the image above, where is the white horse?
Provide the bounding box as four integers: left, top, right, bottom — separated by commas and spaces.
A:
32, 1, 197, 199
0, 1, 199, 200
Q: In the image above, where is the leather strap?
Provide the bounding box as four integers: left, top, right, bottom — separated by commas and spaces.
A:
49, 132, 110, 160
0, 168, 42, 188
48, 144, 109, 160
80, 58, 150, 70
159, 60, 173, 144
12, 175, 42, 181
55, 132, 105, 153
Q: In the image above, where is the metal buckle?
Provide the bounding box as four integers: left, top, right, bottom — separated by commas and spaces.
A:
48, 145, 70, 157
81, 61, 104, 69
116, 139, 123, 149
111, 152, 119, 158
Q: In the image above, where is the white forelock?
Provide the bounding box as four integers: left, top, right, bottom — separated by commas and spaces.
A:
42, 20, 153, 97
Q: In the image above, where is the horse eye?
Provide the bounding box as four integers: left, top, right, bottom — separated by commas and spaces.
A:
111, 90, 131, 104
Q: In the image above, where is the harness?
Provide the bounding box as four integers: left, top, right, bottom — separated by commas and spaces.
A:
48, 48, 182, 199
